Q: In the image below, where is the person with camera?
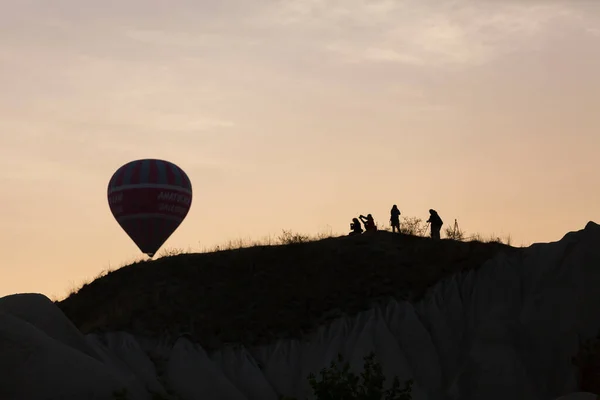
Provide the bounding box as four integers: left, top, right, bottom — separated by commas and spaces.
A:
349, 218, 363, 235
390, 205, 401, 233
359, 214, 377, 232
426, 209, 443, 239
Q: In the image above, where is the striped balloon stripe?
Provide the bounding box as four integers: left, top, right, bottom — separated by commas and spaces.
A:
122, 161, 137, 186
139, 159, 151, 184
110, 166, 125, 188
180, 166, 192, 190
171, 163, 183, 186
156, 160, 168, 186
148, 159, 158, 183
164, 162, 176, 186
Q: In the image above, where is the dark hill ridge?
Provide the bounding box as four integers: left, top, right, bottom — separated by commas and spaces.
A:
57, 231, 521, 350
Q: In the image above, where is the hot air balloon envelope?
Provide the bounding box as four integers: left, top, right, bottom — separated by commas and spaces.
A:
107, 159, 193, 257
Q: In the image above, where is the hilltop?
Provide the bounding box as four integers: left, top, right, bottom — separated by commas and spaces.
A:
57, 231, 520, 351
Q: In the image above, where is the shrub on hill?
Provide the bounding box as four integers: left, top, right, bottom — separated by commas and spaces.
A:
281, 352, 413, 400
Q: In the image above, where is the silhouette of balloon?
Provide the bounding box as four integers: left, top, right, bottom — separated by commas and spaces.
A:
107, 159, 193, 257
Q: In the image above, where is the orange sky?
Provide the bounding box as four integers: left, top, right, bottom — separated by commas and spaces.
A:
1, 1, 599, 299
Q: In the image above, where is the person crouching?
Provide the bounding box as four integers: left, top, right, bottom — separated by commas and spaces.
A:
349, 218, 363, 236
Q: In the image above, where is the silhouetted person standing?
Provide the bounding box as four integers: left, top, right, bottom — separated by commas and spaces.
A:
359, 214, 377, 232
349, 218, 363, 235
427, 209, 443, 239
390, 205, 401, 233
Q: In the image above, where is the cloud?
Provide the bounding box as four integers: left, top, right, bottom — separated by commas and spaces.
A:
254, 0, 590, 67
74, 113, 236, 134
587, 27, 600, 37
4, 0, 593, 72
124, 28, 260, 48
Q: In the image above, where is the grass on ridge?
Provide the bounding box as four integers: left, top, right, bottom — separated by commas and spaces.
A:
53, 216, 515, 303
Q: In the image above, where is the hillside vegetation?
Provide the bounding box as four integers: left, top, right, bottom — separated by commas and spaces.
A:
57, 225, 520, 350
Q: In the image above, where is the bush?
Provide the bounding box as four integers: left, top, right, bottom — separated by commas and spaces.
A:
278, 229, 312, 244
281, 352, 413, 400
444, 219, 465, 241
399, 217, 429, 237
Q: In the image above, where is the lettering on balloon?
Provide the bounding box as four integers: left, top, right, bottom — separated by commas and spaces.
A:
156, 191, 191, 216
158, 203, 189, 215
108, 193, 123, 205
157, 191, 191, 206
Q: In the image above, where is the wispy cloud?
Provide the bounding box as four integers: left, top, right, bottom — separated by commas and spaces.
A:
124, 28, 260, 48
254, 0, 589, 67
3, 0, 593, 71
587, 27, 600, 37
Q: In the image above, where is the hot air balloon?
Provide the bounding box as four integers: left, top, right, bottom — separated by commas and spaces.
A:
107, 159, 193, 257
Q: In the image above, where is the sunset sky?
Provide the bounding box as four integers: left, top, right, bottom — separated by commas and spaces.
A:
1, 1, 599, 299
